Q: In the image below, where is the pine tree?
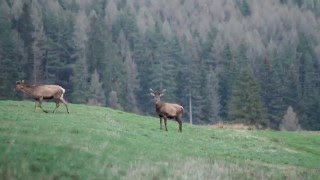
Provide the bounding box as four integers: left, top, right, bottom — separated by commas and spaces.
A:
238, 0, 251, 16
43, 1, 73, 88
123, 40, 139, 113
71, 56, 89, 103
12, 1, 34, 80
203, 67, 221, 123
111, 10, 139, 50
87, 10, 107, 74
30, 0, 46, 84
218, 43, 235, 120
134, 31, 154, 114
147, 22, 167, 90
296, 32, 320, 129
229, 67, 268, 127
70, 10, 90, 103
88, 69, 106, 106
176, 37, 206, 124
0, 1, 22, 99
201, 28, 218, 67
259, 50, 288, 129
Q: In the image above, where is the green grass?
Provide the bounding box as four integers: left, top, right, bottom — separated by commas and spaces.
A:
0, 100, 319, 179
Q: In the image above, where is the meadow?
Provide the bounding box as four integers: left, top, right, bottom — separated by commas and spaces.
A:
0, 100, 319, 179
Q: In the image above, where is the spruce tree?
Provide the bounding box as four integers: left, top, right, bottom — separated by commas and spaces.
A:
203, 67, 221, 123
87, 10, 107, 74
70, 10, 89, 103
88, 69, 106, 106
43, 1, 73, 87
71, 55, 89, 103
229, 67, 268, 127
296, 32, 320, 129
0, 1, 22, 99
30, 0, 46, 83
259, 50, 287, 129
218, 43, 234, 120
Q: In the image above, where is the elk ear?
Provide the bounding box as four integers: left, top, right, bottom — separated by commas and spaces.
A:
21, 80, 25, 84
150, 92, 155, 97
16, 81, 20, 84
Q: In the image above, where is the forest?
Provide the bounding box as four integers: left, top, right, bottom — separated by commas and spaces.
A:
0, 0, 319, 130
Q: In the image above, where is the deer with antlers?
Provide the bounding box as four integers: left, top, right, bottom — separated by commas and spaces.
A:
150, 89, 184, 132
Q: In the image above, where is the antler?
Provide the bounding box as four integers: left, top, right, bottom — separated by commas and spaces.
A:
16, 80, 24, 84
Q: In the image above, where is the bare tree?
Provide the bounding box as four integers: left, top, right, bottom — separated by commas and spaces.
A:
280, 106, 301, 131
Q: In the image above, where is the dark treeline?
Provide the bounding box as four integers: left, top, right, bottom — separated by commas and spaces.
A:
0, 0, 320, 129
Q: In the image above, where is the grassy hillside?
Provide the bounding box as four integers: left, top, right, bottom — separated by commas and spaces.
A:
0, 100, 319, 179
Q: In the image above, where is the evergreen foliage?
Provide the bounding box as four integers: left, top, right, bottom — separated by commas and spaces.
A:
1, 0, 320, 129
88, 69, 106, 106
203, 67, 220, 123
229, 67, 267, 126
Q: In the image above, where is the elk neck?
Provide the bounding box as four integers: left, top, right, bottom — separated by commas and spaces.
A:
20, 85, 35, 96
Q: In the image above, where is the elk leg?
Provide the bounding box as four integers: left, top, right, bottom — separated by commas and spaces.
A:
60, 96, 69, 113
52, 100, 60, 113
34, 101, 38, 112
176, 117, 182, 133
159, 117, 163, 130
164, 117, 168, 131
38, 97, 48, 113
178, 120, 182, 133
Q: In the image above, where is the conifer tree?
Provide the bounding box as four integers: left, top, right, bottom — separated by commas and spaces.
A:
0, 1, 22, 99
13, 1, 33, 81
218, 43, 234, 120
71, 55, 89, 103
259, 49, 288, 129
70, 11, 89, 103
229, 67, 268, 127
87, 10, 107, 74
30, 0, 46, 83
123, 41, 139, 113
88, 69, 106, 106
43, 1, 73, 86
203, 67, 221, 123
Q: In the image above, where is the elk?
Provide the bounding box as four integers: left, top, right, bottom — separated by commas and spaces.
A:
150, 89, 184, 132
15, 80, 70, 113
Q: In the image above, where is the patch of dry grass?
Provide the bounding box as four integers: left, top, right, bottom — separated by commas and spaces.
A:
208, 122, 255, 130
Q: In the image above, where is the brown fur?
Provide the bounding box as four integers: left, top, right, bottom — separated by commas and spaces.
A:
16, 80, 69, 113
150, 89, 183, 132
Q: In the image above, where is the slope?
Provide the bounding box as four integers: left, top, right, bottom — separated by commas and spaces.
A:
0, 100, 319, 179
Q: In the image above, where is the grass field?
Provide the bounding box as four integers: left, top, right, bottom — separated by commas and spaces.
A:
0, 100, 319, 179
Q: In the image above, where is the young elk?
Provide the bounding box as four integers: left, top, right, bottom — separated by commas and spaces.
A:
15, 80, 69, 113
150, 89, 184, 132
